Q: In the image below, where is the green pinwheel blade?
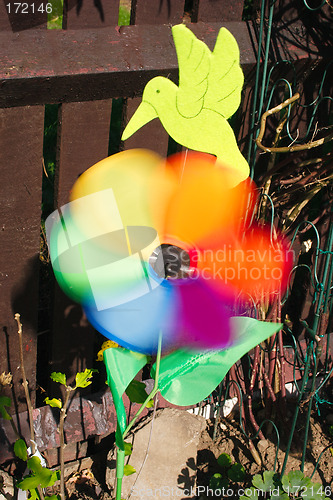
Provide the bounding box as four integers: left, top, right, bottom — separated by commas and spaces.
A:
151, 317, 282, 406
104, 348, 148, 449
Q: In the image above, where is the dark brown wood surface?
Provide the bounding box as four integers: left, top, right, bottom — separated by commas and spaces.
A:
0, 0, 47, 31
0, 22, 262, 108
196, 0, 244, 22
64, 0, 119, 29
132, 0, 184, 25
51, 100, 112, 388
50, 0, 115, 387
0, 106, 44, 412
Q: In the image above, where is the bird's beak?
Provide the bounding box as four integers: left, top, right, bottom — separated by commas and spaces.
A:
121, 101, 158, 141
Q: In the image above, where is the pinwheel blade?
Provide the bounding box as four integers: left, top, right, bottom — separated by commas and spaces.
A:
151, 317, 283, 406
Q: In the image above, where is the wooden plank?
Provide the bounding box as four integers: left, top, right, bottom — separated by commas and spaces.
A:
0, 106, 44, 412
132, 0, 184, 25
122, 0, 184, 156
54, 101, 112, 206
49, 0, 117, 389
51, 100, 112, 386
64, 0, 119, 29
0, 22, 261, 107
196, 0, 244, 22
0, 0, 47, 31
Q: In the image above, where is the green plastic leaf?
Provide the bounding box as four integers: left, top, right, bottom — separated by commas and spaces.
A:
45, 397, 62, 409
124, 442, 133, 457
75, 368, 98, 388
50, 372, 67, 386
0, 395, 12, 420
104, 348, 148, 450
281, 470, 311, 495
252, 471, 276, 492
228, 463, 245, 483
217, 453, 232, 469
123, 464, 136, 476
125, 380, 149, 404
14, 439, 28, 461
152, 317, 282, 406
121, 24, 249, 185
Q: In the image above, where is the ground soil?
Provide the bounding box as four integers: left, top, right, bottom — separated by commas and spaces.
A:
196, 407, 333, 498
1, 406, 332, 499
60, 407, 333, 498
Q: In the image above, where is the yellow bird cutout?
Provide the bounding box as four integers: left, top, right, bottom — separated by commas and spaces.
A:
122, 24, 250, 186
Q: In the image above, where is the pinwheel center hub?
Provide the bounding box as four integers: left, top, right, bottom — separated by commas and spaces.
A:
149, 244, 191, 279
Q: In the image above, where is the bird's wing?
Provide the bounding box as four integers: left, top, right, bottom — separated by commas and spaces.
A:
172, 24, 211, 119
204, 28, 244, 119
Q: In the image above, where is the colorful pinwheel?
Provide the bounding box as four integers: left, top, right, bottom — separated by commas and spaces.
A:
45, 25, 294, 500
46, 149, 290, 354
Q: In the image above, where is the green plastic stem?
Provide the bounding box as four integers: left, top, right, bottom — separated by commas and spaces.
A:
115, 334, 162, 500
123, 333, 162, 440
115, 449, 125, 500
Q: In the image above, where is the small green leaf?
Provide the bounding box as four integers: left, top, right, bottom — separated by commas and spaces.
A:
27, 456, 43, 474
125, 380, 149, 404
50, 372, 67, 386
17, 474, 40, 490
252, 471, 276, 492
209, 473, 229, 490
300, 482, 329, 500
75, 368, 98, 388
124, 442, 133, 457
217, 453, 232, 469
282, 470, 311, 495
146, 399, 154, 408
0, 395, 12, 420
227, 463, 245, 483
45, 397, 62, 409
14, 439, 28, 461
23, 456, 60, 489
28, 490, 39, 500
239, 486, 261, 499
123, 464, 136, 476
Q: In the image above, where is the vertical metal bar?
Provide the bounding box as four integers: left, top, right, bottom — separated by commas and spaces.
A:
300, 218, 333, 471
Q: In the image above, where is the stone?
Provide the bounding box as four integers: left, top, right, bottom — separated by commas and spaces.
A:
0, 470, 14, 499
106, 408, 205, 499
257, 439, 270, 452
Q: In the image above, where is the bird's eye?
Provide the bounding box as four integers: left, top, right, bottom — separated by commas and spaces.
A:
156, 89, 160, 94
